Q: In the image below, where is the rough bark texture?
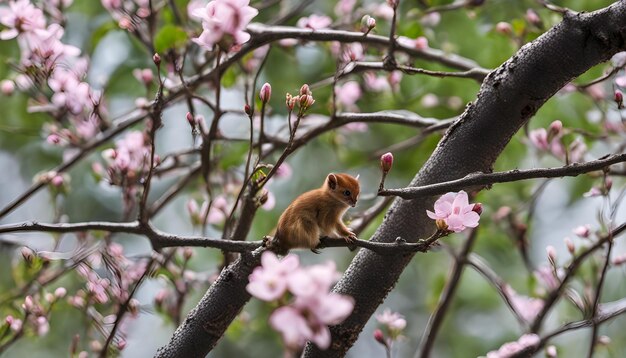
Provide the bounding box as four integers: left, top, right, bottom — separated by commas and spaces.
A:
304, 2, 626, 357
157, 2, 626, 357
155, 248, 264, 357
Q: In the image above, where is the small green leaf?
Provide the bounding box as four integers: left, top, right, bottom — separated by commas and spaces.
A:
154, 25, 188, 53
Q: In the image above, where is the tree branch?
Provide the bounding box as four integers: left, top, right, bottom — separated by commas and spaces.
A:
379, 153, 626, 199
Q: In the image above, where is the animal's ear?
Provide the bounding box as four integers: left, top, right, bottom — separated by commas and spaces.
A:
327, 173, 338, 190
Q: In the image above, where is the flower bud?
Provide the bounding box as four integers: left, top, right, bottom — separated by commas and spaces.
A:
183, 247, 194, 260
525, 9, 542, 27
55, 287, 67, 299
21, 246, 34, 265
258, 189, 269, 205
573, 225, 590, 238
299, 84, 311, 96
615, 90, 623, 109
613, 254, 626, 266
117, 339, 127, 350
380, 152, 393, 173
244, 104, 252, 116
1, 80, 15, 96
545, 345, 557, 358
605, 177, 613, 191
361, 15, 376, 33
373, 329, 387, 346
128, 298, 140, 316
259, 83, 271, 103
548, 120, 563, 138
472, 203, 483, 215
153, 53, 161, 65
564, 237, 575, 254
598, 335, 611, 345
299, 94, 315, 109
495, 22, 513, 35
186, 112, 195, 126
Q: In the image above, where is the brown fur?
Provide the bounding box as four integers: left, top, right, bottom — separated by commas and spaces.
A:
273, 173, 360, 254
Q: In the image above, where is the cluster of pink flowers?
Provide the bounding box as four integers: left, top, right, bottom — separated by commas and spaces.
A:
528, 120, 587, 163
246, 252, 354, 351
101, 0, 151, 30
4, 290, 65, 338
0, 0, 103, 145
101, 131, 153, 186
187, 195, 229, 226
426, 191, 482, 233
485, 333, 540, 358
502, 285, 544, 323
190, 0, 258, 50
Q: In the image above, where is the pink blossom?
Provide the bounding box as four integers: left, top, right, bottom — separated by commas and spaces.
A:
296, 14, 331, 30
261, 190, 276, 211
132, 68, 153, 85
364, 72, 390, 92
414, 36, 429, 50
420, 93, 439, 108
101, 0, 122, 10
335, 81, 361, 109
616, 75, 626, 87
372, 3, 394, 20
568, 137, 586, 163
191, 0, 258, 50
341, 42, 364, 62
528, 128, 549, 150
495, 22, 513, 35
334, 0, 356, 16
269, 306, 312, 349
343, 122, 368, 132
426, 191, 481, 232
376, 309, 406, 331
36, 316, 49, 336
583, 186, 602, 197
287, 261, 340, 298
503, 285, 544, 323
421, 12, 441, 27
585, 83, 605, 101
486, 334, 540, 358
1, 79, 15, 95
573, 225, 591, 238
397, 36, 428, 50
5, 315, 22, 332
0, 0, 46, 40
246, 251, 300, 301
275, 163, 293, 179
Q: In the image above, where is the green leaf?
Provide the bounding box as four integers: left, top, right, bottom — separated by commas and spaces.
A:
154, 25, 188, 53
89, 21, 119, 53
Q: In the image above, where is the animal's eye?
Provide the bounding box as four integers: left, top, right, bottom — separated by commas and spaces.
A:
343, 190, 351, 196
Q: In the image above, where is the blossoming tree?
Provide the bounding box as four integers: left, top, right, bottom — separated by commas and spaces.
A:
0, 0, 626, 357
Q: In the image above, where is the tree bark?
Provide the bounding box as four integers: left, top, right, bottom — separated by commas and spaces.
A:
157, 2, 626, 357
304, 2, 626, 356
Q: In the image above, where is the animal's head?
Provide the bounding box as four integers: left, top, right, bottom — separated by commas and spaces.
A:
325, 173, 360, 207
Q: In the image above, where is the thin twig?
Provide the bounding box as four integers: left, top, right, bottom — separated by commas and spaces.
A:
379, 154, 626, 199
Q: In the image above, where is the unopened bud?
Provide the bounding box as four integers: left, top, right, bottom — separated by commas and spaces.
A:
615, 90, 623, 109
548, 120, 563, 138
373, 329, 387, 346
525, 9, 542, 27
186, 112, 195, 126
128, 298, 140, 316
299, 84, 311, 96
21, 246, 35, 265
380, 152, 393, 173
545, 345, 557, 358
117, 339, 127, 350
573, 225, 590, 238
1, 80, 15, 96
470, 203, 482, 215
361, 15, 376, 33
183, 247, 194, 260
299, 94, 315, 109
495, 22, 513, 35
153, 53, 161, 65
598, 335, 611, 346
244, 104, 252, 116
259, 83, 271, 103
55, 287, 67, 299
605, 177, 612, 191
564, 237, 575, 254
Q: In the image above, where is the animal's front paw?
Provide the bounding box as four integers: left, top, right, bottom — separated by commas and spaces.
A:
344, 232, 357, 243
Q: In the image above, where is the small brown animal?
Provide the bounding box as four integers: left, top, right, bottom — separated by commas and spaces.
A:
272, 173, 360, 254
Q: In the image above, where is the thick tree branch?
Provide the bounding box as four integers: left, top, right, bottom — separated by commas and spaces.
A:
304, 2, 626, 356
